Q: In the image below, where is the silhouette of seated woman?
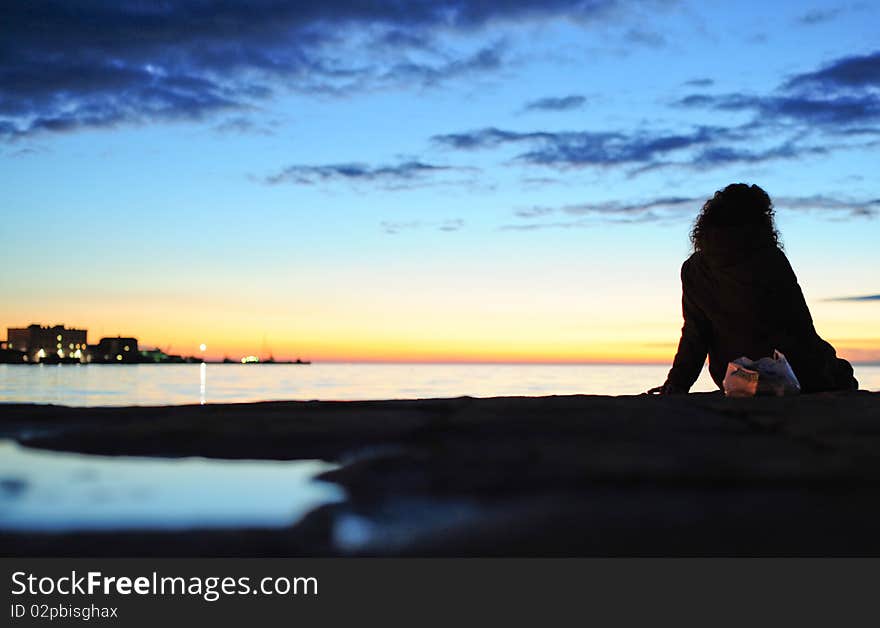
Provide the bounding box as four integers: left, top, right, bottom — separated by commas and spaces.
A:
650, 183, 857, 395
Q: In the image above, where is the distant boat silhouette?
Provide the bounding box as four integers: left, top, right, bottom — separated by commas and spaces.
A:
239, 354, 310, 365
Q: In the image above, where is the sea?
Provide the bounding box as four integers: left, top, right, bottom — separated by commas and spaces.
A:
1, 362, 878, 406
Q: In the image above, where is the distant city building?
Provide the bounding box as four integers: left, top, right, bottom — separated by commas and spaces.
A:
0, 343, 26, 363
6, 324, 88, 363
89, 337, 139, 363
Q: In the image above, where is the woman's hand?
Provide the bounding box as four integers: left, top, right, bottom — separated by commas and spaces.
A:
645, 381, 686, 395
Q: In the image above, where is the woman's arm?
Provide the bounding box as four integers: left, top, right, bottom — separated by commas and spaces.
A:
652, 259, 711, 394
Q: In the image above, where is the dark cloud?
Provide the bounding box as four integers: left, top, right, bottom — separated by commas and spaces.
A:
374, 29, 438, 52
434, 107, 871, 172
824, 294, 880, 302
683, 78, 714, 87
264, 160, 454, 185
432, 127, 562, 149
523, 95, 587, 112
434, 125, 743, 168
677, 51, 880, 130
519, 126, 737, 167
0, 0, 638, 139
691, 142, 829, 166
678, 91, 880, 127
797, 7, 846, 25
784, 50, 880, 91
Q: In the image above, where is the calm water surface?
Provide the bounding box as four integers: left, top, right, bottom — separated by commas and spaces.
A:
1, 362, 877, 406
0, 441, 342, 531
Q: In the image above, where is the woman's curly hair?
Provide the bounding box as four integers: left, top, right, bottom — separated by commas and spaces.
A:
690, 183, 781, 252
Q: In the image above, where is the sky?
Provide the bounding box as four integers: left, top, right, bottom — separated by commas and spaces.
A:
1, 0, 878, 363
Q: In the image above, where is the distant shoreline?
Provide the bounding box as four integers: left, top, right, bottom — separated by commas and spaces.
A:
0, 361, 312, 366
2, 360, 880, 366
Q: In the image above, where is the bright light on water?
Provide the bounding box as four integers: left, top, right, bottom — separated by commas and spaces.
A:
0, 440, 343, 531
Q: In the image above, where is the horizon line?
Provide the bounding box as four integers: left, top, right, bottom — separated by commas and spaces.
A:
193, 358, 880, 367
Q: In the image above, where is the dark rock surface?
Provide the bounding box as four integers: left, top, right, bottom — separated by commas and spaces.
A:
1, 391, 879, 556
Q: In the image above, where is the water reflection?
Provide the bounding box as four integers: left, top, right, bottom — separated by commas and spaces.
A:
199, 362, 206, 405
0, 440, 343, 531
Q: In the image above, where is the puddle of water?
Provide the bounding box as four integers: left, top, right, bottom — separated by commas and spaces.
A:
0, 440, 344, 532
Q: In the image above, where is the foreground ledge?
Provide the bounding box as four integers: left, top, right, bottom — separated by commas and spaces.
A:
2, 391, 879, 556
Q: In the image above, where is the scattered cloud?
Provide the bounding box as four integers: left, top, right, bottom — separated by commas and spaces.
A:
3, 146, 43, 158
784, 49, 880, 91
520, 176, 565, 187
514, 207, 557, 218
432, 127, 559, 150
774, 195, 880, 218
676, 51, 880, 131
796, 7, 846, 25
502, 193, 879, 230
824, 294, 880, 301
433, 125, 749, 169
264, 160, 457, 185
688, 142, 829, 167
213, 116, 279, 136
683, 78, 714, 87
379, 43, 506, 87
503, 196, 696, 229
678, 92, 880, 128
623, 28, 666, 48
433, 50, 878, 172
522, 95, 587, 112
517, 126, 737, 168
561, 197, 696, 217
381, 219, 464, 234
500, 220, 590, 231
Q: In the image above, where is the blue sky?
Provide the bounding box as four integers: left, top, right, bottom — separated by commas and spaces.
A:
1, 0, 878, 362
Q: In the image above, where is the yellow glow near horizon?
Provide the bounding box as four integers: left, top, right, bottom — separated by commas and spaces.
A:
2, 292, 878, 364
